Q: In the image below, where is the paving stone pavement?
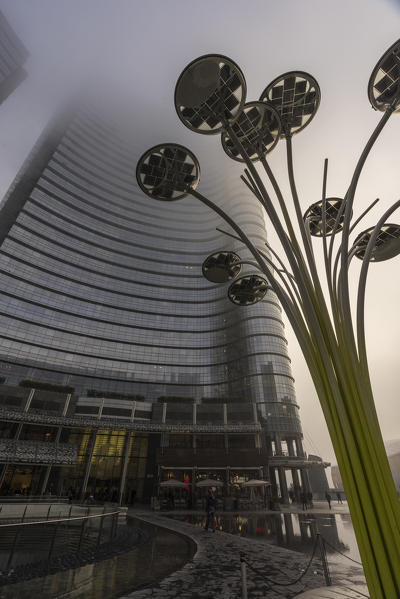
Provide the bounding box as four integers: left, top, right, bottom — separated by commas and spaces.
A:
119, 511, 369, 599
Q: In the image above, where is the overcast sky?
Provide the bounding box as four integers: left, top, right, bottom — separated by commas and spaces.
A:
1, 0, 400, 466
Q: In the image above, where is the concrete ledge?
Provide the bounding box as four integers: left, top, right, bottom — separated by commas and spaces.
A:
295, 585, 369, 598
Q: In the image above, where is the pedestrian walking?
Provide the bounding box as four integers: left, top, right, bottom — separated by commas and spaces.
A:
336, 491, 343, 504
301, 491, 308, 511
325, 491, 332, 509
204, 489, 217, 532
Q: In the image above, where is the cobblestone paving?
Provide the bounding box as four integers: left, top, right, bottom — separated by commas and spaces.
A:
120, 512, 368, 599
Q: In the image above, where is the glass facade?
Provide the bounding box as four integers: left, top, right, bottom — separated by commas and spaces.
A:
0, 107, 315, 503
0, 108, 298, 412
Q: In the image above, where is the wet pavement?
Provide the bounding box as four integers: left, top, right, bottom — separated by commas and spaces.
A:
119, 503, 369, 599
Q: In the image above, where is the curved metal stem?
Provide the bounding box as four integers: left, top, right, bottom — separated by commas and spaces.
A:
188, 187, 313, 357
259, 154, 304, 259
338, 108, 393, 353
215, 226, 301, 307
356, 199, 400, 379
332, 197, 380, 302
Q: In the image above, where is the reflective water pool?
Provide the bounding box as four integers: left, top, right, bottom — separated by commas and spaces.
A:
0, 518, 195, 599
169, 511, 361, 567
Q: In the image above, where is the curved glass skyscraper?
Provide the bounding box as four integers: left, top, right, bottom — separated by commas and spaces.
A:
0, 108, 296, 407
0, 107, 314, 503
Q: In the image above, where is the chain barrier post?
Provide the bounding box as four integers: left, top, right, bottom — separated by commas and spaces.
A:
97, 512, 105, 548
317, 532, 332, 586
48, 520, 59, 563
240, 553, 248, 599
6, 527, 20, 572
112, 512, 118, 539
77, 516, 86, 553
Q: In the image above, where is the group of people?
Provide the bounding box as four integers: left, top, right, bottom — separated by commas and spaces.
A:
325, 491, 343, 509
288, 488, 344, 511
288, 488, 314, 510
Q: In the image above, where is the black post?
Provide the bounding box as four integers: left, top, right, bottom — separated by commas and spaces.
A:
6, 527, 20, 572
96, 512, 105, 548
317, 532, 332, 586
77, 517, 86, 553
47, 521, 59, 563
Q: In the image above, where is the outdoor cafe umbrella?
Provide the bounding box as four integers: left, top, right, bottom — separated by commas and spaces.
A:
196, 478, 224, 487
159, 480, 189, 488
243, 479, 270, 503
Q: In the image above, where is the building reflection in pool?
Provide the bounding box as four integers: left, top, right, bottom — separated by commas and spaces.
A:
174, 512, 350, 557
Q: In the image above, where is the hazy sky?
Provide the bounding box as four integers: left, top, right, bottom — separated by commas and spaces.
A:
1, 0, 400, 466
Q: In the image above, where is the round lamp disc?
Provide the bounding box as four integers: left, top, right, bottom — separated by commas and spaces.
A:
354, 224, 400, 261
368, 39, 400, 112
175, 54, 246, 134
221, 101, 281, 162
228, 274, 269, 306
260, 71, 320, 136
303, 198, 345, 237
202, 251, 242, 283
136, 143, 200, 201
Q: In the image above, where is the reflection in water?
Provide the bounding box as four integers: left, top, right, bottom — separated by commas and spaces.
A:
0, 518, 195, 599
171, 512, 357, 561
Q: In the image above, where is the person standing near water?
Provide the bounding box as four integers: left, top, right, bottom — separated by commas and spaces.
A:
325, 491, 332, 509
204, 489, 217, 532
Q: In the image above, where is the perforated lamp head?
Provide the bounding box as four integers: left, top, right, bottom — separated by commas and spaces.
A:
136, 143, 200, 201
175, 54, 247, 134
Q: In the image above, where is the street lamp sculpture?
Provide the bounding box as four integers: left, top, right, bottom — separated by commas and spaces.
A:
137, 42, 400, 598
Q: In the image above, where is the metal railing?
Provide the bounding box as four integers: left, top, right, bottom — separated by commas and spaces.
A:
0, 502, 100, 523
0, 507, 122, 579
0, 495, 68, 504
0, 406, 261, 433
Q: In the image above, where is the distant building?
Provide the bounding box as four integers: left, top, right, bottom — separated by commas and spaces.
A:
0, 9, 28, 104
307, 454, 330, 499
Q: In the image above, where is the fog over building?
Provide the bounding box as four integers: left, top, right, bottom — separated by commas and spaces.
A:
0, 9, 28, 105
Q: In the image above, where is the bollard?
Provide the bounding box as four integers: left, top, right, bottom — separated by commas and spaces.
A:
317, 533, 332, 586
240, 553, 248, 599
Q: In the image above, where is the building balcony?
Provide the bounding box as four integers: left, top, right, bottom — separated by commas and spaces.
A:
270, 453, 330, 468
0, 439, 77, 465
157, 448, 268, 468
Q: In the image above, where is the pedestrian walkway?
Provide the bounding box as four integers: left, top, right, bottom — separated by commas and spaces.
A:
120, 509, 368, 599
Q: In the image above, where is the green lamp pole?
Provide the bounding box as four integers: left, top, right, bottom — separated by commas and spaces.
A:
137, 41, 400, 598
